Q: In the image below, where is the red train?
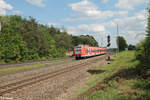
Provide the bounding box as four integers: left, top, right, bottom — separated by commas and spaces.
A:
73, 45, 107, 60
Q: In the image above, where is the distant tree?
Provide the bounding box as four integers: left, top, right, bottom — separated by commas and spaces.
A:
117, 36, 128, 51
72, 35, 98, 47
128, 44, 136, 50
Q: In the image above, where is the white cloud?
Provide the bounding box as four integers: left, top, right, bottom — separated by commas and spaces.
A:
78, 24, 106, 33
13, 10, 22, 15
67, 10, 147, 47
66, 0, 128, 21
106, 10, 147, 31
69, 0, 102, 19
0, 0, 13, 15
67, 24, 108, 47
101, 0, 109, 3
115, 0, 148, 10
48, 22, 58, 26
26, 0, 46, 7
103, 10, 147, 45
67, 24, 106, 35
65, 0, 147, 47
67, 26, 78, 34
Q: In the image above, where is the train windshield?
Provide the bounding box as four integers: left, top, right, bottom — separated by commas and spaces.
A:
75, 47, 81, 53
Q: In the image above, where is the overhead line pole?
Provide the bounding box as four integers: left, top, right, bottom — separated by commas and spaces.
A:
0, 22, 1, 32
101, 37, 103, 47
117, 24, 119, 54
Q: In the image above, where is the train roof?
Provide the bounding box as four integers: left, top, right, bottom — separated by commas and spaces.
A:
75, 45, 106, 49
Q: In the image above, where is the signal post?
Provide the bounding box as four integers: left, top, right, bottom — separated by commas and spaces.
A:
107, 35, 111, 64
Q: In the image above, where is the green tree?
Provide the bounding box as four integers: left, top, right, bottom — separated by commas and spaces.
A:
72, 35, 98, 47
135, 39, 147, 61
19, 17, 58, 59
49, 26, 73, 54
0, 15, 100, 63
128, 44, 136, 50
117, 36, 128, 51
0, 18, 28, 62
0, 15, 61, 63
145, 7, 150, 61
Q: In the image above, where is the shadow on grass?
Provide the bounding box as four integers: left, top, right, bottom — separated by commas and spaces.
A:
87, 69, 105, 75
103, 60, 150, 100
104, 59, 149, 80
105, 58, 115, 61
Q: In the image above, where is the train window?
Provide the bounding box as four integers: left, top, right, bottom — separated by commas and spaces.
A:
75, 47, 81, 53
85, 49, 88, 53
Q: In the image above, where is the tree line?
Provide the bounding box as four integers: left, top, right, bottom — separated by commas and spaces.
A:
135, 6, 150, 63
0, 15, 98, 63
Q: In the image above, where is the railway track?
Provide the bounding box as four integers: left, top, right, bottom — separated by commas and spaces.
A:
0, 55, 105, 96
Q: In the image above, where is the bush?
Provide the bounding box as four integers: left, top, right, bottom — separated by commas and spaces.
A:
135, 40, 147, 61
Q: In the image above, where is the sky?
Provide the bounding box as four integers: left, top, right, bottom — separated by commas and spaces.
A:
0, 0, 149, 48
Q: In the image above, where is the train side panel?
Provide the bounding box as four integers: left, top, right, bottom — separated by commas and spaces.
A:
73, 45, 107, 60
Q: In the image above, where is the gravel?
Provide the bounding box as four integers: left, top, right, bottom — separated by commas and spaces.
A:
0, 55, 107, 100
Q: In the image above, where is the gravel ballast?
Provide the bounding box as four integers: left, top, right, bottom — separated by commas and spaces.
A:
0, 55, 107, 100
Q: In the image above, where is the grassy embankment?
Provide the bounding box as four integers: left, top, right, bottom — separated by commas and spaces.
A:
79, 51, 150, 100
0, 60, 65, 75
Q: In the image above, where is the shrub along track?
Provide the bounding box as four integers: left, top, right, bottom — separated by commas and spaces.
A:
0, 55, 106, 96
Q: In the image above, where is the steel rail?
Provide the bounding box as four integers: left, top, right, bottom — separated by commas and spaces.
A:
0, 56, 105, 96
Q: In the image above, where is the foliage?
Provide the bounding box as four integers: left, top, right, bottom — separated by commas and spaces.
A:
72, 35, 98, 47
0, 16, 29, 62
83, 51, 150, 100
117, 36, 128, 52
128, 44, 136, 50
0, 16, 61, 62
0, 15, 99, 63
145, 6, 150, 62
49, 27, 73, 52
135, 39, 147, 61
135, 6, 150, 62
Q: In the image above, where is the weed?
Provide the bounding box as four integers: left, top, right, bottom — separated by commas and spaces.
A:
78, 51, 150, 100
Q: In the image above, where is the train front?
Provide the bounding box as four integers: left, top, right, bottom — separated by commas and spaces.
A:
73, 46, 82, 60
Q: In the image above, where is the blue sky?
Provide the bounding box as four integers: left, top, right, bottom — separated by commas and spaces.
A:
0, 0, 149, 47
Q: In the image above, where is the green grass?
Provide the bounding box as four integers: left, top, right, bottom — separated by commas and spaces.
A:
86, 88, 118, 100
0, 60, 66, 75
78, 51, 150, 100
0, 64, 45, 74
